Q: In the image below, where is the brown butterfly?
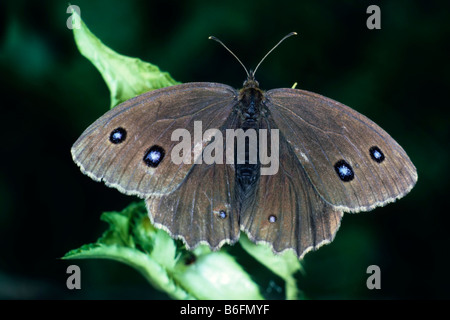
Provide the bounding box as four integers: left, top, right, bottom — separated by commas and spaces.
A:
71, 33, 417, 258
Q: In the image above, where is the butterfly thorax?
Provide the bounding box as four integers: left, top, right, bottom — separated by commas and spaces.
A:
238, 77, 265, 128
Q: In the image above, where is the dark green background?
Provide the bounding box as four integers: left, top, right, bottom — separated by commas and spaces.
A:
1, 0, 448, 299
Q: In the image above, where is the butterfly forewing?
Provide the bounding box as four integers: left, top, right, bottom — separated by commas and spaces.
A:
265, 88, 418, 212
71, 83, 237, 199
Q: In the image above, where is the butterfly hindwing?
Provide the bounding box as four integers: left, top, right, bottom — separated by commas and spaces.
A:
240, 119, 343, 258
146, 115, 241, 250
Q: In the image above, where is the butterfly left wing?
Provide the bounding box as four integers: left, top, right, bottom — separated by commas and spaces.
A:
265, 88, 417, 212
240, 120, 343, 258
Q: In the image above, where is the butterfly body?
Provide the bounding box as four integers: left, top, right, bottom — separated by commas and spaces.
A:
235, 74, 265, 213
72, 68, 417, 259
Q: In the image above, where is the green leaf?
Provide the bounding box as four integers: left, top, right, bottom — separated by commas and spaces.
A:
63, 203, 191, 299
239, 234, 303, 300
99, 211, 134, 247
63, 202, 263, 300
63, 242, 193, 300
71, 9, 180, 108
131, 207, 178, 270
173, 248, 264, 300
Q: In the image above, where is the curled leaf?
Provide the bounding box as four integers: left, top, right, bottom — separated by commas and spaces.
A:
71, 10, 180, 108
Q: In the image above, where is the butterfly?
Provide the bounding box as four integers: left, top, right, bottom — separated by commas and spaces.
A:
71, 33, 417, 258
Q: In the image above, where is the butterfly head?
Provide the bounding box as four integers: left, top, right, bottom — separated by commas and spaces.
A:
243, 70, 260, 89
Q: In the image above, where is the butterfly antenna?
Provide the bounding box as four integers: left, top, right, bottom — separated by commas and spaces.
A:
209, 36, 250, 78
253, 32, 298, 76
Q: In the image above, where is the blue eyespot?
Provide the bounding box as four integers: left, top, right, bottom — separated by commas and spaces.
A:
219, 210, 227, 219
370, 146, 385, 163
334, 160, 354, 182
109, 127, 127, 144
143, 145, 165, 167
268, 215, 277, 223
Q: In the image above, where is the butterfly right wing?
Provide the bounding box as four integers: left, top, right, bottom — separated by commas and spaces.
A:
71, 83, 238, 199
265, 88, 417, 212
